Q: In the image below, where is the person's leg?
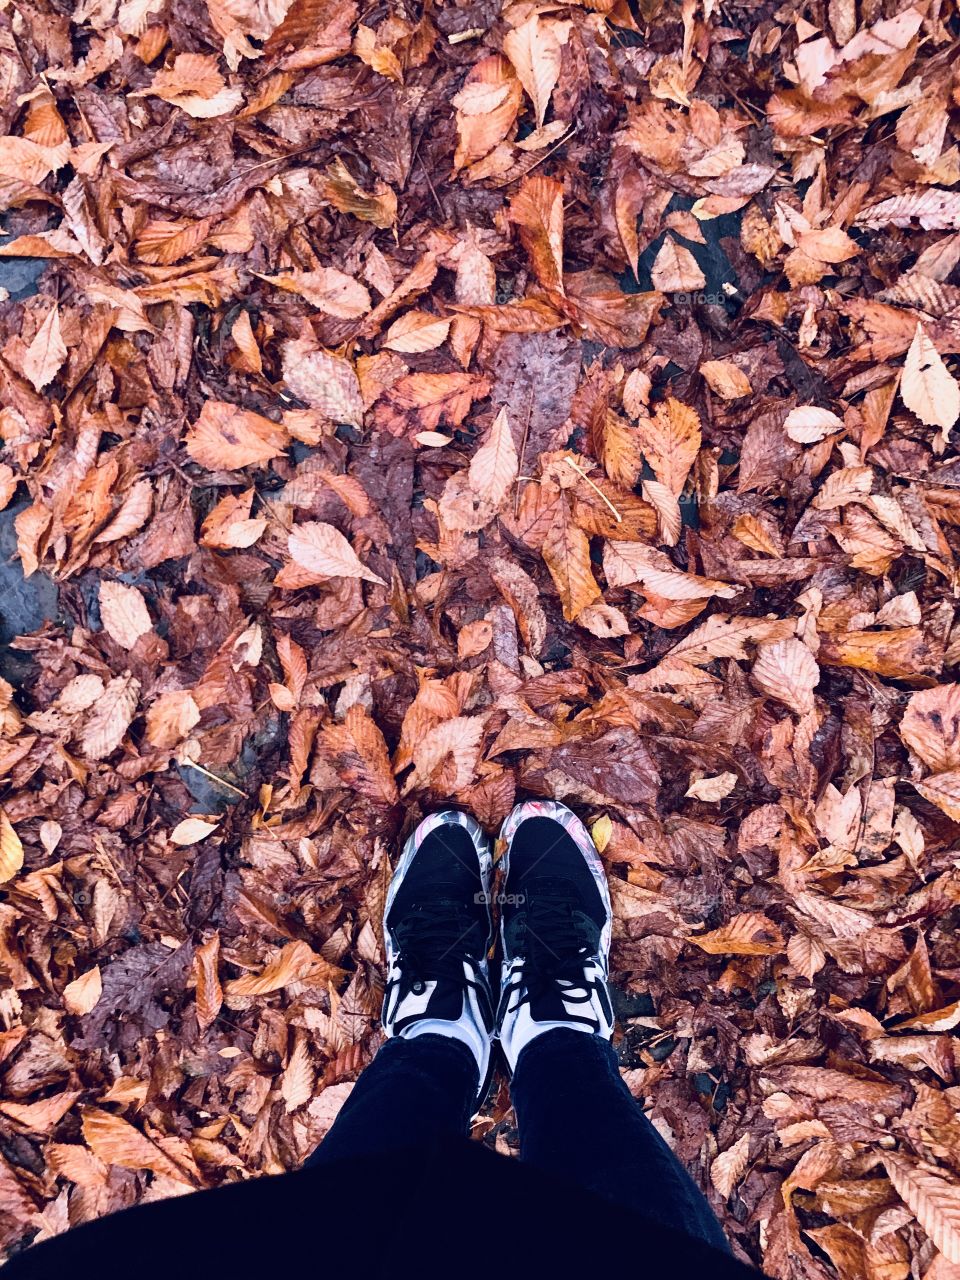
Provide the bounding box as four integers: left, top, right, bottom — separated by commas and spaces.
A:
495, 800, 729, 1252
511, 1027, 729, 1251
309, 810, 495, 1166
306, 1032, 477, 1166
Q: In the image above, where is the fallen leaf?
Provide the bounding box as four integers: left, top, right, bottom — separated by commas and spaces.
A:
22, 304, 67, 392
62, 967, 102, 1015
288, 522, 386, 585
170, 817, 220, 845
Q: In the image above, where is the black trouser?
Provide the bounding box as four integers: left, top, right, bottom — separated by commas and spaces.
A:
308, 1027, 729, 1254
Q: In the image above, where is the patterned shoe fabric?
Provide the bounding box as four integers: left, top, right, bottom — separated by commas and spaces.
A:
383, 811, 495, 1092
496, 800, 614, 1073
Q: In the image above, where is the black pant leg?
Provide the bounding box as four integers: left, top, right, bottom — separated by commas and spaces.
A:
511, 1028, 730, 1252
306, 1033, 478, 1167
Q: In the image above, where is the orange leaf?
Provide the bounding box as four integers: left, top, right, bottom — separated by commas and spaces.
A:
634, 397, 701, 496
186, 400, 289, 470
508, 174, 565, 294
690, 912, 785, 956
542, 504, 601, 622
288, 522, 385, 585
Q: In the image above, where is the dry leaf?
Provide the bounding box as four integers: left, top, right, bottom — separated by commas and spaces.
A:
98, 581, 152, 650
901, 322, 960, 440
0, 809, 23, 883
650, 236, 707, 292
690, 912, 785, 956
468, 408, 518, 508
288, 522, 386, 585
170, 817, 220, 845
62, 966, 102, 1015
186, 401, 289, 470
751, 638, 819, 715
503, 14, 561, 130
22, 304, 67, 392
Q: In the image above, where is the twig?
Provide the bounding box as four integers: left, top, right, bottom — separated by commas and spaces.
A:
564, 457, 622, 522
181, 760, 248, 798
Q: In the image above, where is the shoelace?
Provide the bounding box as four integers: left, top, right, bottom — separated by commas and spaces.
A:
513, 880, 595, 1008
393, 897, 480, 991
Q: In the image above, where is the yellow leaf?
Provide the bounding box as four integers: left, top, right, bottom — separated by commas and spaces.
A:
591, 814, 613, 852
62, 966, 102, 1015
0, 809, 23, 883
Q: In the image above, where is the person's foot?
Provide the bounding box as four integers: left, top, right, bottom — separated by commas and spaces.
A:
383, 811, 495, 1095
495, 800, 614, 1072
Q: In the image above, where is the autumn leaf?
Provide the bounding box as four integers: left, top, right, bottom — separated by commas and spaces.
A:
901, 322, 960, 440
194, 934, 222, 1033
288, 522, 386, 586
751, 638, 819, 715
225, 939, 343, 998
784, 406, 845, 443
542, 505, 601, 622
913, 771, 960, 823
62, 966, 102, 1016
170, 817, 220, 845
650, 236, 706, 292
146, 690, 200, 749
99, 581, 152, 650
80, 674, 140, 760
634, 397, 701, 496
258, 268, 371, 319
690, 912, 785, 956
884, 1156, 960, 1264
468, 408, 518, 508
319, 704, 398, 805
900, 685, 960, 772
700, 360, 751, 400
22, 304, 67, 392
508, 175, 565, 294
82, 1109, 196, 1184
0, 809, 23, 883
502, 14, 561, 130
322, 156, 396, 228
281, 339, 364, 427
382, 311, 451, 353
186, 400, 289, 470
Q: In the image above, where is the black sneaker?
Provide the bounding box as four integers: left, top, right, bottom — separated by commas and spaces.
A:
383, 811, 495, 1094
495, 800, 614, 1071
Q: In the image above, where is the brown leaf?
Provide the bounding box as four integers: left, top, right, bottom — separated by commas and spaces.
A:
281, 339, 364, 426
82, 1109, 195, 1185
751, 638, 820, 715
259, 268, 371, 318
650, 236, 706, 292
194, 934, 222, 1033
146, 690, 200, 749
225, 939, 343, 997
542, 504, 601, 622
508, 174, 565, 293
901, 322, 960, 440
62, 966, 102, 1016
0, 809, 23, 884
319, 704, 398, 805
503, 14, 561, 129
468, 408, 518, 508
